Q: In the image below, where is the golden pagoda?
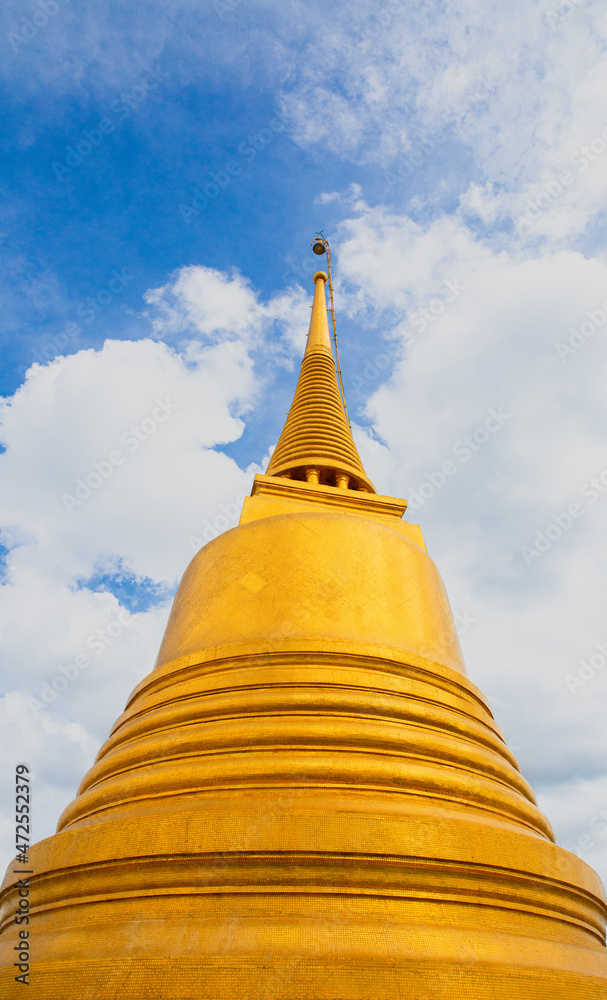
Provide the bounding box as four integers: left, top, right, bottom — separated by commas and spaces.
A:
2, 259, 607, 999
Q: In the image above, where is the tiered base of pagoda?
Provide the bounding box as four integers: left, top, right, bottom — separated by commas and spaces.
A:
2, 792, 607, 999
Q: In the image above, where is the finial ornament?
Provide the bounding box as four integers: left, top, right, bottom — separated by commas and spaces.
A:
312, 232, 327, 255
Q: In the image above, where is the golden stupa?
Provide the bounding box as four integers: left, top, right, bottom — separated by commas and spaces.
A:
1, 261, 607, 999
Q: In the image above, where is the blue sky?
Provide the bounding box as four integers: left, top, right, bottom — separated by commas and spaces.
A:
2, 0, 607, 886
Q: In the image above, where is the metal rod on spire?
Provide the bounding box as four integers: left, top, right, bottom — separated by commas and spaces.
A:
311, 234, 350, 427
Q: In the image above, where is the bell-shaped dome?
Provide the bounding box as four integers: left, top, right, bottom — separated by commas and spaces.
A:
153, 511, 466, 673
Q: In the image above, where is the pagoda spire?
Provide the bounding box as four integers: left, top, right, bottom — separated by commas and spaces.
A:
265, 270, 375, 492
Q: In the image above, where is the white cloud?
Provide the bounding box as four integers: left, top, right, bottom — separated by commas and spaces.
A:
144, 264, 311, 364
330, 200, 607, 497
144, 265, 263, 343
276, 0, 607, 245
459, 182, 504, 226
0, 336, 255, 584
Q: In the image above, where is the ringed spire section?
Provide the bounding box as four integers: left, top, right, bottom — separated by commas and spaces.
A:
265, 270, 375, 492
